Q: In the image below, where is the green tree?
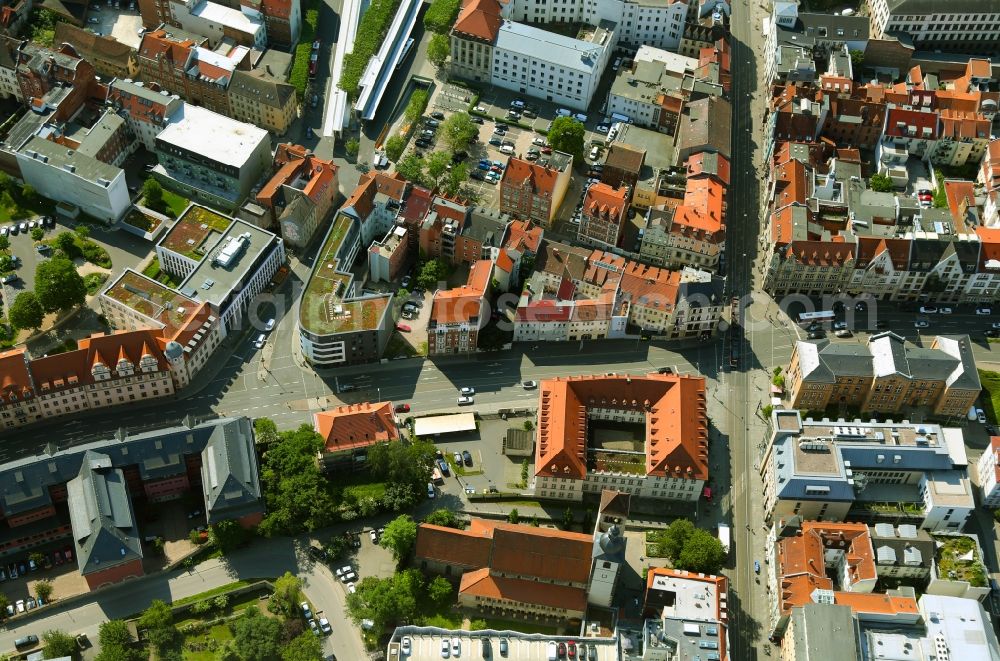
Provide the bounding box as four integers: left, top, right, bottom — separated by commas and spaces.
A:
231, 606, 283, 661
0, 234, 9, 252
443, 163, 468, 197
0, 190, 14, 210
0, 592, 8, 616
30, 227, 44, 241
345, 138, 360, 158
74, 225, 90, 239
380, 514, 418, 564
869, 173, 893, 192
423, 0, 461, 33
404, 90, 429, 124
367, 435, 435, 488
271, 571, 304, 616
99, 620, 134, 649
34, 579, 53, 602
325, 534, 351, 560
425, 151, 452, 188
42, 630, 78, 659
384, 135, 407, 161
547, 116, 585, 162
427, 576, 453, 608
53, 231, 80, 258
210, 519, 252, 552
281, 631, 324, 661
345, 569, 424, 632
258, 425, 337, 536
138, 599, 177, 651
21, 183, 36, 202
395, 153, 426, 184
849, 49, 865, 68
654, 518, 696, 560
675, 529, 727, 574
439, 113, 477, 153
424, 509, 464, 529
508, 508, 519, 524
253, 417, 280, 449
9, 291, 44, 330
415, 258, 450, 290
142, 178, 164, 210
562, 507, 574, 530
0, 172, 11, 193
427, 33, 450, 68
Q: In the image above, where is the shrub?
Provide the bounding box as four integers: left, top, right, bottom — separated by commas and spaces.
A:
423, 0, 461, 33
403, 89, 429, 124
339, 0, 403, 98
384, 135, 407, 161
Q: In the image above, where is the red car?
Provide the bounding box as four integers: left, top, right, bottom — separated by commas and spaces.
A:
395, 403, 410, 413
541, 146, 553, 154
308, 60, 317, 77
63, 545, 73, 562
396, 323, 411, 332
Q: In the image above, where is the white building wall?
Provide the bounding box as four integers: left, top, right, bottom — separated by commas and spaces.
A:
15, 153, 131, 223
156, 245, 200, 279
977, 447, 1000, 508
217, 238, 285, 331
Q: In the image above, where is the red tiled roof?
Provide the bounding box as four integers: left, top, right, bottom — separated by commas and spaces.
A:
977, 226, 1000, 271
503, 219, 543, 254
500, 158, 561, 198
583, 183, 627, 224
0, 347, 33, 403
686, 152, 730, 186
452, 0, 504, 42
785, 240, 854, 267
429, 260, 491, 325
415, 522, 494, 569
460, 568, 589, 612
515, 300, 572, 323
884, 108, 939, 139
494, 250, 514, 273
535, 374, 708, 481
32, 330, 168, 393
313, 401, 399, 452
342, 176, 377, 220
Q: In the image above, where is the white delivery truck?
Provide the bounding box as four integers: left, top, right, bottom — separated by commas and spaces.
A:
718, 523, 731, 555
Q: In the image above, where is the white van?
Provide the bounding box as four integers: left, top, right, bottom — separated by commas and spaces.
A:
556, 108, 572, 117
500, 144, 515, 155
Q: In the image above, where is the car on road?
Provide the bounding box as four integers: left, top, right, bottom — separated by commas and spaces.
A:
308, 60, 317, 76
938, 307, 953, 314
835, 329, 852, 338
308, 544, 326, 560
977, 306, 993, 315
754, 560, 761, 574
264, 318, 276, 331
14, 634, 38, 650
457, 395, 474, 405
987, 329, 1000, 338
522, 380, 537, 389
370, 529, 379, 544
318, 617, 332, 635
914, 320, 930, 328
1, 273, 19, 285
832, 321, 847, 330
460, 387, 475, 396
428, 482, 436, 499
462, 450, 472, 466
396, 323, 411, 332
254, 333, 266, 349
510, 99, 525, 109
919, 305, 938, 314
978, 408, 987, 424
993, 322, 1000, 329
395, 403, 410, 413
855, 301, 868, 311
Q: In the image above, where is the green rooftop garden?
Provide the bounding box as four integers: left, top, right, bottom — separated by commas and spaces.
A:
105, 270, 193, 326
161, 205, 233, 258
934, 534, 988, 587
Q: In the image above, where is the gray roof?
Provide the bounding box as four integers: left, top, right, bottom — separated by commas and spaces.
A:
934, 335, 981, 391
229, 69, 295, 109
464, 207, 510, 246
790, 603, 860, 661
0, 417, 261, 521
797, 13, 869, 40
67, 451, 143, 576
677, 96, 731, 160
886, 0, 1000, 13
494, 20, 609, 73
870, 523, 933, 571
201, 417, 262, 523
18, 133, 123, 185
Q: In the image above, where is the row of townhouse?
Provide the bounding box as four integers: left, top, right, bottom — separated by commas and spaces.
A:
514, 240, 725, 342
138, 0, 301, 49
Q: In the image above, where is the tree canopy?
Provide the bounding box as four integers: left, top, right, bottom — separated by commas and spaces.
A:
280, 632, 324, 661
414, 259, 450, 291
424, 509, 464, 529
258, 425, 337, 536
231, 606, 283, 661
380, 515, 418, 564
869, 173, 893, 192
650, 519, 726, 574
42, 630, 78, 660
367, 436, 435, 488
138, 600, 178, 652
9, 291, 44, 330
35, 257, 86, 312
96, 620, 141, 661
547, 117, 585, 162
423, 0, 461, 33
427, 33, 450, 68
271, 571, 304, 617
439, 113, 477, 153
345, 569, 424, 632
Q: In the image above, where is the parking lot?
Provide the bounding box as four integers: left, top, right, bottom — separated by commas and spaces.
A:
420, 415, 535, 495
86, 1, 144, 48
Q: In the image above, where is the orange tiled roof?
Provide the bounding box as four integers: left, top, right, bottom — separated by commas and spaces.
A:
583, 183, 627, 223
535, 373, 708, 481
415, 522, 495, 568
429, 260, 491, 325
452, 0, 504, 42
0, 347, 33, 403
503, 219, 543, 254
313, 401, 399, 452
495, 250, 514, 273
785, 240, 854, 267
32, 330, 168, 393
139, 30, 194, 65
500, 157, 561, 198
966, 58, 992, 80
460, 568, 589, 612
977, 226, 1000, 271
773, 158, 808, 208
686, 152, 730, 186
342, 176, 378, 220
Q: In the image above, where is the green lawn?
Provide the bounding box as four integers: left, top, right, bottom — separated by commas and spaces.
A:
162, 189, 191, 218
343, 481, 387, 501
182, 623, 234, 661
980, 369, 1000, 425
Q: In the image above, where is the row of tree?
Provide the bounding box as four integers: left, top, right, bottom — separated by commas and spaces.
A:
8, 255, 87, 331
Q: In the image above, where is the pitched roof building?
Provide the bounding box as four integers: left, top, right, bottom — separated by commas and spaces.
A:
534, 373, 709, 503
312, 401, 401, 470
499, 153, 573, 228
54, 23, 138, 79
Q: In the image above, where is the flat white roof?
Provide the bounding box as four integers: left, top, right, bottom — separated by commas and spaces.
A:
495, 21, 607, 73
649, 571, 722, 623
193, 1, 264, 35
636, 44, 698, 73
158, 104, 268, 168
413, 413, 477, 436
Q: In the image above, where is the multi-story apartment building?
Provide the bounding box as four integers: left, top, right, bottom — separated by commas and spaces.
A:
154, 103, 272, 209
534, 373, 708, 502
449, 0, 501, 84
257, 0, 301, 48
0, 417, 263, 584
866, 0, 1000, 54
419, 204, 509, 267
976, 436, 1000, 508
869, 523, 934, 580
107, 78, 184, 151
427, 260, 491, 355
642, 568, 729, 660
576, 183, 629, 249
606, 49, 696, 131
255, 143, 338, 248
154, 204, 285, 333
14, 42, 98, 122
499, 153, 573, 228
786, 332, 981, 417
136, 29, 247, 115
54, 23, 139, 79
168, 0, 267, 48
228, 69, 297, 135
760, 409, 973, 530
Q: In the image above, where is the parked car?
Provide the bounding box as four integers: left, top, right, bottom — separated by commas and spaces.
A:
402, 637, 412, 655
807, 331, 824, 339
318, 618, 332, 635
977, 306, 993, 315
428, 483, 436, 499
488, 137, 502, 146
919, 305, 938, 314
457, 395, 474, 405
914, 320, 930, 328
462, 450, 472, 466
978, 408, 988, 424
835, 329, 852, 338
308, 60, 317, 76
460, 387, 475, 395
308, 619, 320, 636
470, 116, 484, 124
832, 321, 847, 330
938, 307, 953, 314
522, 380, 537, 389
335, 565, 353, 579
396, 323, 411, 332
395, 403, 410, 413
431, 111, 445, 120
470, 170, 485, 181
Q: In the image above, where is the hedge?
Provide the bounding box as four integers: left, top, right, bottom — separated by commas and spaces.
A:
289, 0, 321, 97
339, 0, 402, 98
423, 0, 461, 33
